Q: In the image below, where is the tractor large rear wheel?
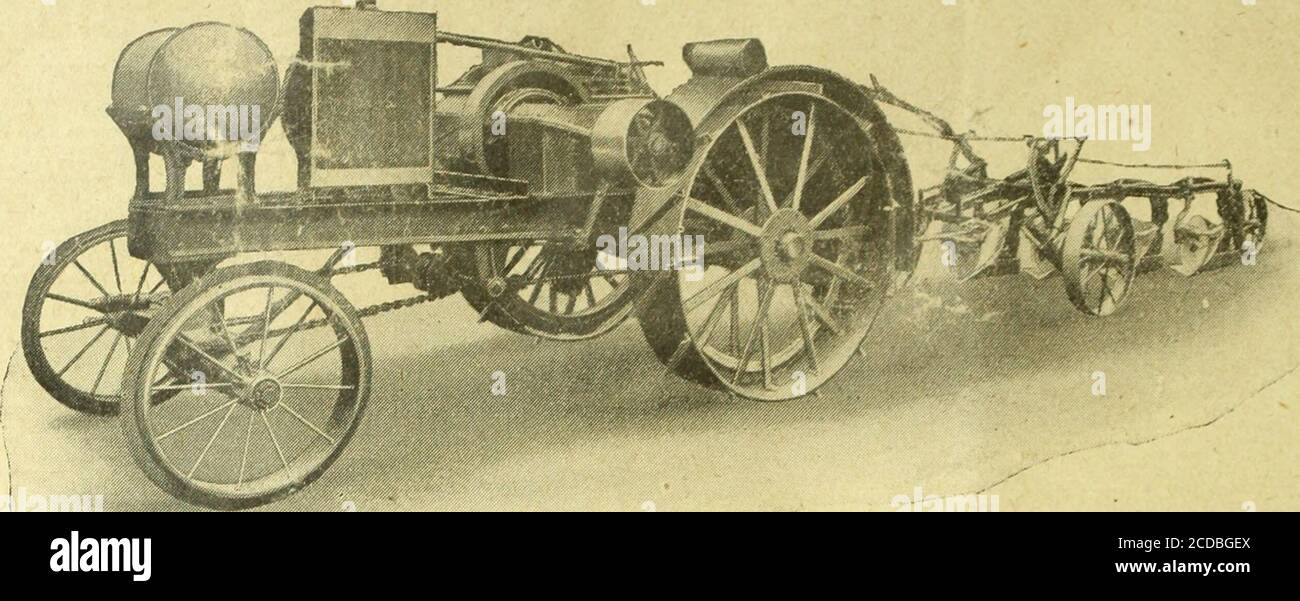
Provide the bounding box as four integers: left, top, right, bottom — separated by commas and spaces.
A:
639, 92, 895, 401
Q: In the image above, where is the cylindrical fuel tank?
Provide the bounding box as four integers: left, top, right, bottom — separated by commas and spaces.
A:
682, 39, 768, 77
110, 28, 180, 121
110, 22, 280, 150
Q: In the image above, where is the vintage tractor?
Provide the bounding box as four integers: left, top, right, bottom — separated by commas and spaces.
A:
19, 2, 1272, 509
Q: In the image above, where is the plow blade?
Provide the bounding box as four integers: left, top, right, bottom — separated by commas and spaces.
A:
1168, 215, 1227, 277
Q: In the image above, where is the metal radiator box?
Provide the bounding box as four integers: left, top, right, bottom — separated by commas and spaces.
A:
298, 7, 439, 188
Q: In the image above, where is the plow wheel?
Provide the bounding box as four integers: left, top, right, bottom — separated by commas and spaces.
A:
463, 241, 642, 340
21, 220, 174, 415
120, 261, 370, 509
1235, 188, 1268, 256
1062, 200, 1138, 317
640, 92, 893, 401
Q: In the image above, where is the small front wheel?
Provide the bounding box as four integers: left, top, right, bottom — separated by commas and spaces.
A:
120, 261, 371, 510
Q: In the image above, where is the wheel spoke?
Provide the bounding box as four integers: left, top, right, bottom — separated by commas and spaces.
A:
156, 400, 238, 441
665, 339, 692, 372
47, 293, 100, 312
683, 258, 761, 313
825, 268, 844, 309
261, 411, 290, 471
687, 198, 763, 237
1098, 269, 1110, 310
212, 306, 242, 359
524, 257, 550, 306
149, 365, 191, 406
527, 280, 546, 307
73, 260, 110, 297
485, 246, 501, 277
109, 239, 123, 293
692, 282, 735, 347
522, 254, 548, 284
808, 255, 874, 290
812, 225, 868, 242
149, 382, 236, 392
282, 383, 355, 390
733, 281, 776, 384
802, 292, 845, 336
57, 325, 110, 377
702, 163, 745, 214
502, 246, 528, 275
134, 263, 152, 297
703, 238, 754, 258
89, 333, 123, 395
1092, 223, 1107, 251
258, 287, 275, 371
40, 317, 108, 338
809, 177, 869, 229
780, 153, 830, 210
237, 411, 255, 490
262, 299, 321, 371
736, 121, 779, 214
276, 337, 348, 381
729, 286, 741, 354
277, 403, 336, 444
793, 286, 820, 374
791, 104, 817, 212
1080, 262, 1105, 285
187, 403, 236, 478
1104, 271, 1122, 307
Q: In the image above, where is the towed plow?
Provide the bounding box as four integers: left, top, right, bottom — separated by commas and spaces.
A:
871, 79, 1274, 315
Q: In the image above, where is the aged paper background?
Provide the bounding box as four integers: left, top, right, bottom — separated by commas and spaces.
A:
0, 0, 1296, 511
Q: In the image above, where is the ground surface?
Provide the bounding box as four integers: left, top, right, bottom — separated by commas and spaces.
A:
2, 215, 1297, 512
